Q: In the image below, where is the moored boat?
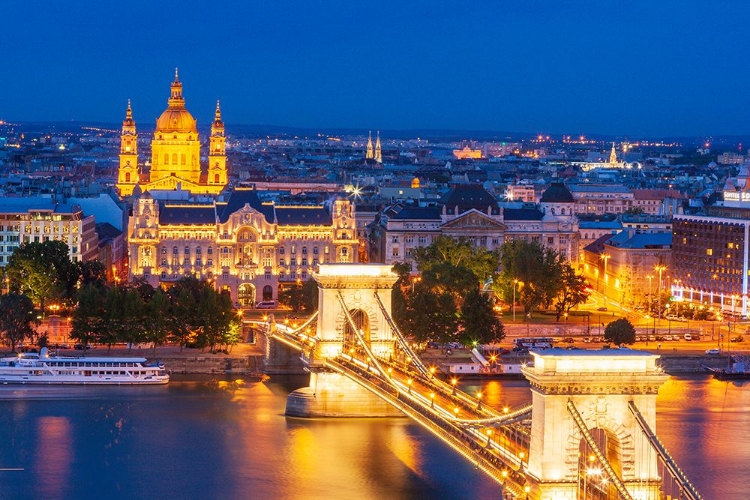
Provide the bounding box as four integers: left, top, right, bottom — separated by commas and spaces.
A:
704, 355, 750, 380
0, 348, 170, 385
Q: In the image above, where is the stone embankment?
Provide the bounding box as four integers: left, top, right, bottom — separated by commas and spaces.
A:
160, 354, 265, 375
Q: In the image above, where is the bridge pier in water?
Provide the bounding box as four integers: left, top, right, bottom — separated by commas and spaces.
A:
522, 349, 669, 500
286, 264, 403, 418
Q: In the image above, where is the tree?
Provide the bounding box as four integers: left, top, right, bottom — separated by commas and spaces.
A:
144, 289, 172, 355
6, 241, 78, 312
458, 288, 505, 346
496, 240, 565, 318
279, 282, 305, 312
553, 264, 590, 321
604, 318, 636, 345
0, 293, 38, 352
70, 284, 106, 351
400, 287, 458, 345
413, 236, 498, 304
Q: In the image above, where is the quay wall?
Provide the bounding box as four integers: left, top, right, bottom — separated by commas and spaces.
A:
159, 354, 265, 375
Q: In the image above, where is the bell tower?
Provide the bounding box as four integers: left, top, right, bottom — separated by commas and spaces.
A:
117, 100, 138, 196
208, 100, 227, 188
374, 131, 382, 164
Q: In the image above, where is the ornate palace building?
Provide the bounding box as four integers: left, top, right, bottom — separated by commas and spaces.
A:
127, 187, 357, 305
369, 183, 579, 267
117, 70, 227, 197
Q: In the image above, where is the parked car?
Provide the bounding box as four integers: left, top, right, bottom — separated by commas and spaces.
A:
730, 336, 744, 343
255, 300, 276, 309
597, 307, 608, 312
74, 344, 92, 350
705, 348, 721, 355
683, 334, 692, 341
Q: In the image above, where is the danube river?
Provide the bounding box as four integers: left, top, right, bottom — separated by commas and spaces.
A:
0, 374, 747, 499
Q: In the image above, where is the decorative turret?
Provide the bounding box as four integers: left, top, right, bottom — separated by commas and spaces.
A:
366, 131, 374, 159
374, 131, 382, 164
208, 100, 228, 187
117, 99, 139, 196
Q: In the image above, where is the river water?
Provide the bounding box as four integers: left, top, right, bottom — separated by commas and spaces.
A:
0, 374, 747, 500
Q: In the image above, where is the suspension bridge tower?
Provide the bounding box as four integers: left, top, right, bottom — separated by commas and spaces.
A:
522, 349, 670, 500
286, 264, 403, 417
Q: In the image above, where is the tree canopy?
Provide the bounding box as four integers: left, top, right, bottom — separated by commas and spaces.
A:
604, 318, 636, 345
6, 241, 78, 312
0, 293, 38, 352
495, 239, 588, 319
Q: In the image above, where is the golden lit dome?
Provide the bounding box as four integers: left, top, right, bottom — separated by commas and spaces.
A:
155, 68, 197, 134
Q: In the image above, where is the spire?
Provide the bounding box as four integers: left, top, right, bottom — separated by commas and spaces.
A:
122, 99, 135, 129
366, 130, 374, 159
609, 142, 617, 164
375, 131, 382, 163
211, 100, 224, 136
168, 68, 184, 108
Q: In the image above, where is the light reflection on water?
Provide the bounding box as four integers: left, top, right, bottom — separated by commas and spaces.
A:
0, 374, 747, 499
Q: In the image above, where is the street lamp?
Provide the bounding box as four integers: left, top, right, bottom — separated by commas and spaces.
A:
513, 278, 519, 322
600, 253, 611, 300
655, 264, 666, 325
646, 274, 653, 311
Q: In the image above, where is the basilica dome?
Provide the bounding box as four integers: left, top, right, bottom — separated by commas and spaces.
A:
155, 69, 197, 134
156, 108, 197, 134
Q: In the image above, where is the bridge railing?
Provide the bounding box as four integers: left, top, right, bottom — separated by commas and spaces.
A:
327, 355, 528, 498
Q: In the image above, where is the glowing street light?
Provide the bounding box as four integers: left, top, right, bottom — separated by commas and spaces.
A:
451, 377, 458, 395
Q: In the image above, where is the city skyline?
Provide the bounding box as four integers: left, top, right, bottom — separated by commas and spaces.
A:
2, 1, 750, 137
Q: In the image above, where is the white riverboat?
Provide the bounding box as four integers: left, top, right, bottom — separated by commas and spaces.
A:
0, 348, 170, 385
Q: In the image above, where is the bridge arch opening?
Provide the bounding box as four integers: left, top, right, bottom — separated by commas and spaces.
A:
578, 427, 622, 500
343, 309, 370, 350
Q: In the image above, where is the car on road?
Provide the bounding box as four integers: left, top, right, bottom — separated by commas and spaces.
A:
255, 300, 277, 309
730, 336, 744, 343
705, 348, 721, 355
597, 307, 608, 311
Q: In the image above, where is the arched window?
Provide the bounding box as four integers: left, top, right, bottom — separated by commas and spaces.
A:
125, 172, 131, 182
196, 247, 202, 254
214, 174, 220, 183
207, 247, 213, 255
181, 154, 186, 165
164, 154, 169, 165
302, 247, 308, 255
161, 246, 167, 254
279, 247, 285, 255
313, 247, 319, 255
172, 153, 178, 165
173, 246, 178, 255
184, 246, 190, 255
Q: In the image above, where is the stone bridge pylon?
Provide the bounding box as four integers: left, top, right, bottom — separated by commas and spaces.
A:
286, 264, 403, 417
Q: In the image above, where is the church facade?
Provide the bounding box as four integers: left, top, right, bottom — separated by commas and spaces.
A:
117, 70, 227, 197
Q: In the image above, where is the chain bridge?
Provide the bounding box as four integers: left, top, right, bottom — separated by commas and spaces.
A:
260, 264, 703, 500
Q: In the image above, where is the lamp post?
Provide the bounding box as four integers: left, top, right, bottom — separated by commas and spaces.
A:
646, 274, 653, 312
655, 264, 666, 325
513, 278, 519, 322
600, 253, 611, 301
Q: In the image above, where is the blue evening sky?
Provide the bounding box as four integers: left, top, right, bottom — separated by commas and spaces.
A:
1, 1, 749, 137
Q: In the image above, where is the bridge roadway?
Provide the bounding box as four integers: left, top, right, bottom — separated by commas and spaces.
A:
268, 318, 534, 499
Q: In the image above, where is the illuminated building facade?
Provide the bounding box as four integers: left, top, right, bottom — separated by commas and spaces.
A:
672, 212, 749, 317
0, 201, 98, 266
117, 70, 227, 197
127, 187, 357, 305
369, 183, 579, 267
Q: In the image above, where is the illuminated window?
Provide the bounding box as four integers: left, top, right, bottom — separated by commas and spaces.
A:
706, 249, 713, 256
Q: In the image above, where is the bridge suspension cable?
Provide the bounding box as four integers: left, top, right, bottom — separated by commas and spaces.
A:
373, 290, 432, 379
628, 401, 704, 500
336, 292, 393, 383
567, 400, 635, 500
